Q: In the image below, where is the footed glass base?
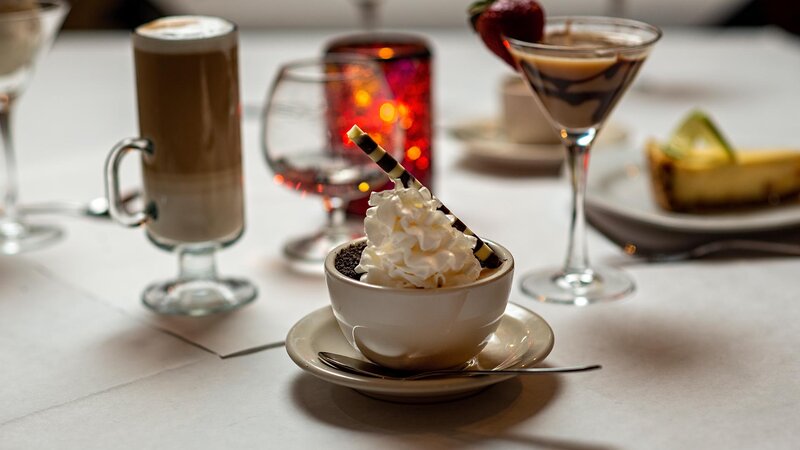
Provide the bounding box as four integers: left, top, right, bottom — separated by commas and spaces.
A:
520, 265, 635, 306
142, 278, 257, 316
0, 219, 63, 255
284, 222, 363, 263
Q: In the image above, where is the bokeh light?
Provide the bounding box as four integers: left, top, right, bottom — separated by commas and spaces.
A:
378, 47, 394, 59
354, 89, 371, 107
379, 102, 396, 122
416, 156, 429, 170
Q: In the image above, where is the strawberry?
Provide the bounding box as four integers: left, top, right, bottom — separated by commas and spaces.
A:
469, 0, 545, 69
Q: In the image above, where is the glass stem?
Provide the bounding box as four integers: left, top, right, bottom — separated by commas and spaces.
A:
325, 196, 347, 237
607, 0, 627, 18
178, 246, 218, 281
355, 0, 381, 31
562, 129, 596, 281
0, 95, 19, 222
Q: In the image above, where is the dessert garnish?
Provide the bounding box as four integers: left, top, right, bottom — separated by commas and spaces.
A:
347, 125, 503, 271
663, 110, 736, 162
468, 0, 545, 69
647, 110, 800, 212
335, 241, 367, 281
355, 184, 483, 288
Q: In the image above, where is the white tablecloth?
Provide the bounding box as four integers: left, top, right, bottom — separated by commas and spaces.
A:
1, 26, 799, 449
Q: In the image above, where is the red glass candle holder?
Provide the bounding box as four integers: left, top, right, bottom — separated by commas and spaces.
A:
325, 33, 433, 215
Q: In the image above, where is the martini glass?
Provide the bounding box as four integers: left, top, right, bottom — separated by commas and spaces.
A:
0, 1, 69, 255
506, 17, 661, 305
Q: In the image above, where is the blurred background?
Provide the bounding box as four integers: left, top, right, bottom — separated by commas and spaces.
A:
63, 0, 800, 35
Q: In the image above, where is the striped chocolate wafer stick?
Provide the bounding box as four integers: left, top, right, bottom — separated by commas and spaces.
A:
347, 125, 502, 269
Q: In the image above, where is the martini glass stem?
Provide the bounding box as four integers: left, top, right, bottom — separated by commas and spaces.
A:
562, 129, 596, 285
0, 95, 20, 222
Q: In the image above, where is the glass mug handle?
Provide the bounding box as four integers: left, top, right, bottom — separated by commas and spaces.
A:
104, 137, 153, 227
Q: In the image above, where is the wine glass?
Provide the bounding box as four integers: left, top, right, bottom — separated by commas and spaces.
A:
506, 17, 661, 305
0, 0, 69, 255
261, 56, 403, 263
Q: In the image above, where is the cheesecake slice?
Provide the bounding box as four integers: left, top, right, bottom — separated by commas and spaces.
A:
646, 140, 800, 212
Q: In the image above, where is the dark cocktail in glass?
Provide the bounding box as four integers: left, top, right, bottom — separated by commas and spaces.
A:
507, 17, 661, 305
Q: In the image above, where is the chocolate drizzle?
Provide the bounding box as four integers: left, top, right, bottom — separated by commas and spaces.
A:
519, 55, 644, 128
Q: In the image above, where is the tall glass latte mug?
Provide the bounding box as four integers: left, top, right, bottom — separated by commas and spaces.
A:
104, 16, 257, 316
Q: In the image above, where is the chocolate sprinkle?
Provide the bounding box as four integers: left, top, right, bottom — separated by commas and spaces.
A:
334, 241, 367, 280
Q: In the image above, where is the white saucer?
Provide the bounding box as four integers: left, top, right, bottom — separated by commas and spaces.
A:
449, 118, 628, 169
285, 303, 554, 403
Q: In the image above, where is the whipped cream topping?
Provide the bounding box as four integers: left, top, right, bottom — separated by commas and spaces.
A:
355, 186, 482, 289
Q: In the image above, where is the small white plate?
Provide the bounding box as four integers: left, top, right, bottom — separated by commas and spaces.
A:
448, 118, 628, 169
587, 151, 800, 233
285, 303, 554, 403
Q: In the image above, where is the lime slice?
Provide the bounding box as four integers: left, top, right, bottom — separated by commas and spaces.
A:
664, 110, 736, 162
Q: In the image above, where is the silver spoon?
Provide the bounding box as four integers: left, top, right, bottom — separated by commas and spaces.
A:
15, 191, 141, 219
647, 239, 800, 262
318, 352, 601, 380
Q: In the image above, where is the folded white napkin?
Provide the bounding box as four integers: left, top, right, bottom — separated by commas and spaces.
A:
586, 204, 800, 258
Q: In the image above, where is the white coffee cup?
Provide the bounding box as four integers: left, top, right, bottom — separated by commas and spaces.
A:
324, 237, 515, 371
501, 74, 561, 145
